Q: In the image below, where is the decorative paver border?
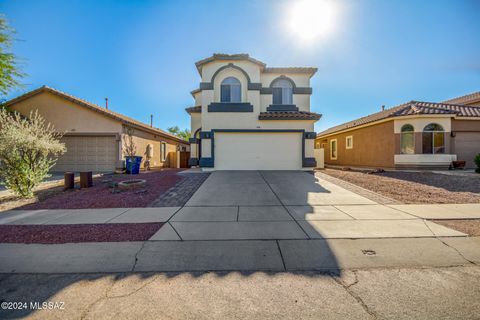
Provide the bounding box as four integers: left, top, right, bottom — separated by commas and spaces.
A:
149, 173, 211, 207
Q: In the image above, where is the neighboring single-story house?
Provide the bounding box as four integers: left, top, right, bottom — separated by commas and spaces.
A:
186, 53, 321, 170
316, 91, 480, 169
4, 86, 189, 172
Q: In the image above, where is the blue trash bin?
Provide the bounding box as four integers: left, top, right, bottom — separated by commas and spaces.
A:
125, 156, 142, 174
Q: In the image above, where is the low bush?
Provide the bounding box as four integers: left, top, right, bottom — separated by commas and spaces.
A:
475, 153, 480, 174
0, 109, 65, 197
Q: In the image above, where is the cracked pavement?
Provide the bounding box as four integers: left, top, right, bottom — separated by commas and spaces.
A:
1, 266, 480, 319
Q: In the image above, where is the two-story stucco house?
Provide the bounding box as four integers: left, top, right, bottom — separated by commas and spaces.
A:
186, 53, 321, 170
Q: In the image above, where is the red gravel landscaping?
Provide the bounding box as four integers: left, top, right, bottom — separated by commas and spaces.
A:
322, 168, 480, 204
19, 170, 185, 210
0, 223, 163, 244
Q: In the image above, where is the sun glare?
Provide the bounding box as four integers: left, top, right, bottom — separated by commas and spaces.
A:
287, 0, 337, 43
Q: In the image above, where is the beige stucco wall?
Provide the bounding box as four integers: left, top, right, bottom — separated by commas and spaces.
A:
190, 113, 201, 136
9, 91, 122, 134
122, 126, 180, 168
317, 121, 396, 168
197, 62, 315, 131
201, 60, 261, 83
394, 116, 452, 133
260, 73, 311, 88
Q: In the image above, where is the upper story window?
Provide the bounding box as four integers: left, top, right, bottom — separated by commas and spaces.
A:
422, 123, 445, 154
400, 124, 414, 154
220, 77, 241, 103
272, 79, 293, 105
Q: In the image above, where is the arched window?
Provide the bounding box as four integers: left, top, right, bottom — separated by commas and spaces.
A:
272, 79, 293, 105
400, 124, 414, 154
422, 123, 445, 154
220, 77, 241, 103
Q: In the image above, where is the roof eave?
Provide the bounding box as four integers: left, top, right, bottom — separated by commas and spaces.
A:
4, 86, 188, 144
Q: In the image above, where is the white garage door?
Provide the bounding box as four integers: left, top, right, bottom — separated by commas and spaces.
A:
215, 132, 302, 170
455, 132, 480, 169
53, 136, 118, 172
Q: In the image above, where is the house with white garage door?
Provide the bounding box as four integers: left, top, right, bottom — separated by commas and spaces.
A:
186, 53, 321, 170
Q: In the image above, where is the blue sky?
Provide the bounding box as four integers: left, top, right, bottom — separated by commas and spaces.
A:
2, 0, 479, 132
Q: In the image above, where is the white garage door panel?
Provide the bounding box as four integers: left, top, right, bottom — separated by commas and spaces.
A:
53, 136, 117, 172
455, 132, 480, 168
215, 132, 302, 170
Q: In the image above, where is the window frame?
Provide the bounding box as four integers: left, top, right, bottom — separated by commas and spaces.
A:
422, 123, 445, 154
400, 124, 415, 154
271, 79, 293, 105
330, 139, 338, 160
220, 77, 241, 103
345, 136, 353, 149
160, 142, 167, 162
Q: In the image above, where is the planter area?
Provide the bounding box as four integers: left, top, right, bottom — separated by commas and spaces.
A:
0, 223, 163, 244
18, 169, 185, 210
322, 168, 480, 204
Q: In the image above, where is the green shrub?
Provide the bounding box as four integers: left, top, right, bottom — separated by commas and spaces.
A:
0, 109, 65, 197
474, 153, 480, 173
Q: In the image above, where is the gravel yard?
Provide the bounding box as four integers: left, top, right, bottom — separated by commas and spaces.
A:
322, 168, 480, 204
1, 169, 185, 211
0, 223, 163, 244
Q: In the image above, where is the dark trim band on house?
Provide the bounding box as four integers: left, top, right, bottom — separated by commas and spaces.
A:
260, 87, 312, 95
199, 131, 213, 139
302, 157, 317, 167
259, 111, 322, 120
208, 102, 254, 112
188, 158, 199, 166
266, 104, 299, 112
198, 129, 316, 168
304, 132, 316, 139
199, 157, 214, 167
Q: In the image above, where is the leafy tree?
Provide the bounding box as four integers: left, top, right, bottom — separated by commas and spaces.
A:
167, 126, 190, 141
0, 15, 24, 97
0, 109, 65, 197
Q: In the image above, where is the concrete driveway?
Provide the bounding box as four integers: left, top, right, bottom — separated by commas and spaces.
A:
186, 170, 375, 206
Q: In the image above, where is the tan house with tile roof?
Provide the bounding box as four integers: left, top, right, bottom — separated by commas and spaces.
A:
4, 86, 189, 172
186, 53, 321, 170
316, 92, 480, 169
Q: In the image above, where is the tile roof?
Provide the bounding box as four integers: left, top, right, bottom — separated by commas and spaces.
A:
194, 53, 317, 77
195, 53, 266, 73
4, 86, 188, 144
443, 91, 480, 105
185, 105, 201, 114
263, 67, 318, 76
317, 101, 480, 137
259, 111, 322, 120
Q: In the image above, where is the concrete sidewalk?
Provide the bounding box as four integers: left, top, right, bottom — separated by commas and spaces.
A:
0, 204, 471, 240
0, 237, 479, 273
